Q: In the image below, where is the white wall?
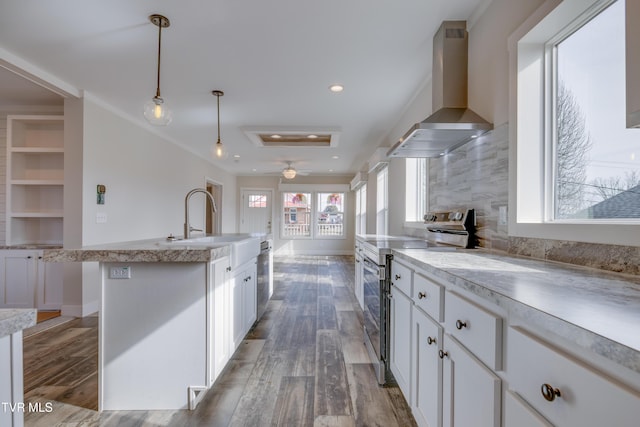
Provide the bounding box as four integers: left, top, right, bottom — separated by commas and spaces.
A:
62, 96, 237, 316
236, 175, 355, 255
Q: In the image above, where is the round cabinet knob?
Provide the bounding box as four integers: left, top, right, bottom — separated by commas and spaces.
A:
541, 383, 561, 402
395, 274, 401, 280
418, 292, 427, 299
438, 349, 449, 359
455, 320, 467, 330
427, 336, 436, 345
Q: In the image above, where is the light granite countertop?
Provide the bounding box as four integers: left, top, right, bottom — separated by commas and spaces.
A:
0, 309, 37, 338
392, 248, 640, 374
42, 237, 232, 263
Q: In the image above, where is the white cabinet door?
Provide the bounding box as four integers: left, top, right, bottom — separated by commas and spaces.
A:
442, 334, 501, 427
354, 254, 364, 309
390, 286, 412, 398
231, 268, 245, 351
504, 390, 553, 427
0, 251, 38, 308
210, 257, 231, 384
36, 256, 63, 310
242, 263, 257, 333
412, 307, 442, 427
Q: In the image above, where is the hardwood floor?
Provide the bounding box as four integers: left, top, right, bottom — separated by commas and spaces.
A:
23, 256, 417, 426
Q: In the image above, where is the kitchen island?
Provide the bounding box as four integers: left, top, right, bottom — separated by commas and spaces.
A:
44, 235, 261, 411
1, 308, 36, 427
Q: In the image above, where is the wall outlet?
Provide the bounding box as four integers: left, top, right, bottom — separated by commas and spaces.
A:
96, 212, 108, 223
109, 266, 131, 279
498, 206, 508, 226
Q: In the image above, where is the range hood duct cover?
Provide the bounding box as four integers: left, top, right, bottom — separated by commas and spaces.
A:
388, 21, 493, 158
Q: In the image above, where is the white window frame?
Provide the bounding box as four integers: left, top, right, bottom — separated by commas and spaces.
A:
355, 184, 367, 235
376, 166, 389, 235
278, 184, 349, 240
404, 158, 429, 229
509, 0, 640, 246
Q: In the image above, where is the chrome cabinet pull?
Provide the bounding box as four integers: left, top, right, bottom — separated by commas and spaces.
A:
395, 274, 401, 280
455, 320, 467, 330
541, 383, 561, 402
438, 349, 448, 359
418, 292, 427, 299
427, 336, 436, 345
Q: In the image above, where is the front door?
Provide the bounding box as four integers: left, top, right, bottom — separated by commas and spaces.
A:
240, 189, 272, 234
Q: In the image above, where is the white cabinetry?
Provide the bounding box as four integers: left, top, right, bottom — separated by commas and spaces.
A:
441, 334, 501, 427
6, 115, 64, 246
0, 250, 62, 310
412, 307, 442, 427
209, 257, 231, 385
389, 278, 413, 396
389, 258, 502, 427
506, 326, 640, 427
0, 327, 28, 427
230, 258, 257, 350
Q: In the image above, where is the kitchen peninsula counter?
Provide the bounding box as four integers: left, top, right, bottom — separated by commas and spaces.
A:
42, 237, 230, 263
392, 248, 640, 376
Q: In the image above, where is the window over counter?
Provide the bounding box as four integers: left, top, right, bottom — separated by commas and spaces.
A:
405, 158, 428, 224
511, 0, 640, 245
377, 166, 388, 235
355, 184, 367, 235
281, 190, 347, 239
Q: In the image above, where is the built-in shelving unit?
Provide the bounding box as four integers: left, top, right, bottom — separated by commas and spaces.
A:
6, 115, 64, 246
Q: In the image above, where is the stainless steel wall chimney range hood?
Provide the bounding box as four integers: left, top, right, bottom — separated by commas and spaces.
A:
387, 21, 493, 158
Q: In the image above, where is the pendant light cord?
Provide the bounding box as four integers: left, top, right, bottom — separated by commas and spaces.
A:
216, 93, 221, 143
155, 19, 162, 98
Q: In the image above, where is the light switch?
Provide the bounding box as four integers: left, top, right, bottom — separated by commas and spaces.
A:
109, 266, 131, 279
96, 212, 108, 223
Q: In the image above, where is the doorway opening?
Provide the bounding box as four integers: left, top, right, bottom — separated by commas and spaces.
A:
206, 180, 223, 234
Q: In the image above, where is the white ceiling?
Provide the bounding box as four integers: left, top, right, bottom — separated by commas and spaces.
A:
0, 0, 487, 177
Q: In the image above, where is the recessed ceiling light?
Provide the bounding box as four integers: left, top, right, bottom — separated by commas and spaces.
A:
252, 168, 257, 172
329, 169, 334, 172
307, 134, 318, 139
233, 154, 240, 158
329, 84, 344, 93
332, 155, 339, 159
271, 134, 282, 139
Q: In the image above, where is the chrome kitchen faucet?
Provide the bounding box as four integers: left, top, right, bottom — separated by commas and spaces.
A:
184, 188, 217, 239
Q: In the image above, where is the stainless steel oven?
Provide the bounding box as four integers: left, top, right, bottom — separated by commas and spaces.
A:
362, 254, 386, 384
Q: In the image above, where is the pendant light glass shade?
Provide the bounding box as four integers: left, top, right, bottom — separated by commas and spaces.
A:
144, 14, 172, 126
144, 97, 172, 125
211, 90, 228, 159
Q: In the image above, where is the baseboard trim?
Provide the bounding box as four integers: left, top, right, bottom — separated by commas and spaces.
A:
61, 300, 99, 318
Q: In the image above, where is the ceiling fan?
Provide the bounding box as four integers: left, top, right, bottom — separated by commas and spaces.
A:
265, 161, 311, 179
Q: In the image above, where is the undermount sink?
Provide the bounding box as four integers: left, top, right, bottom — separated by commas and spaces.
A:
161, 234, 260, 268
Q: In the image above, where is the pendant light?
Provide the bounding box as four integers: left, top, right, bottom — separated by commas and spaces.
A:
212, 90, 228, 159
144, 14, 173, 125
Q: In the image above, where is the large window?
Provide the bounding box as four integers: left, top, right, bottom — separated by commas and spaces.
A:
552, 0, 639, 220
376, 166, 388, 235
355, 184, 367, 235
316, 192, 345, 237
281, 190, 346, 239
405, 158, 428, 222
513, 0, 640, 245
282, 192, 311, 237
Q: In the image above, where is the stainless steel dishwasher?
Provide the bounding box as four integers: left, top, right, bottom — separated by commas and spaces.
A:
256, 239, 273, 321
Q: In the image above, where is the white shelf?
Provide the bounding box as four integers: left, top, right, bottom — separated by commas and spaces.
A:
6, 115, 64, 246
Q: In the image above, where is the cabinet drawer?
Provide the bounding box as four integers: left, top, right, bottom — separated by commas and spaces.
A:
413, 272, 443, 322
504, 390, 553, 427
508, 326, 640, 427
390, 260, 412, 296
445, 291, 502, 370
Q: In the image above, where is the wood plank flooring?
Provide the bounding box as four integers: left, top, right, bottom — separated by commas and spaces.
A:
22, 255, 417, 427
